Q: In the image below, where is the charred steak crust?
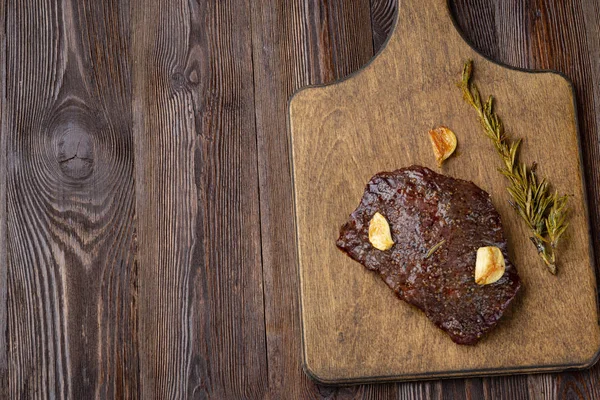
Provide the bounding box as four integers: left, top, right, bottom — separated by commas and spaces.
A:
336, 166, 521, 345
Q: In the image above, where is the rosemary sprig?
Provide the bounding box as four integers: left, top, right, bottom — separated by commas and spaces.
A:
458, 60, 569, 274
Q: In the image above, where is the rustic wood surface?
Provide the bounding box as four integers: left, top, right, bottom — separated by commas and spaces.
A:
0, 0, 598, 399
290, 0, 598, 384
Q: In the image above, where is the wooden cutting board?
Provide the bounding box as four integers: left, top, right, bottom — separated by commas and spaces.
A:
288, 0, 600, 384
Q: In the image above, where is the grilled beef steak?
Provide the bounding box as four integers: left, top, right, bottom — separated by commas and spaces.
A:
336, 166, 521, 345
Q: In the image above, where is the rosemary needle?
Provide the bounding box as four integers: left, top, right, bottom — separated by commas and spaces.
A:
425, 240, 446, 259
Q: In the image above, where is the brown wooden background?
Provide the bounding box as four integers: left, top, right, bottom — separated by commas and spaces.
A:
1, 0, 599, 399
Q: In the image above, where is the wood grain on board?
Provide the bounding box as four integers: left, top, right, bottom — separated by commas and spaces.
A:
289, 0, 600, 383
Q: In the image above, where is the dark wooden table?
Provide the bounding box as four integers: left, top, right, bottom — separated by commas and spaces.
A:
1, 0, 599, 398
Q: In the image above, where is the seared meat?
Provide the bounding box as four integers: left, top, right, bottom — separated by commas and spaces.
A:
336, 166, 521, 345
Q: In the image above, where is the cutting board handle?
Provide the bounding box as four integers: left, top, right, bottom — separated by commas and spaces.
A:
372, 0, 475, 73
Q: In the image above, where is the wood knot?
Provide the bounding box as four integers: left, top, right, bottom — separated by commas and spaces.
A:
187, 69, 199, 85
171, 72, 187, 90
55, 121, 94, 180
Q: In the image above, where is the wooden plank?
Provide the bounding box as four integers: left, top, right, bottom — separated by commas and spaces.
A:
398, 381, 442, 400
131, 0, 267, 398
250, 0, 379, 397
370, 3, 452, 396
371, 2, 455, 396
524, 0, 600, 397
556, 373, 600, 399
440, 379, 486, 400
527, 374, 556, 400
290, 0, 599, 383
452, 2, 537, 399
454, 0, 600, 397
483, 376, 530, 400
577, 0, 600, 391
450, 0, 499, 60
394, 0, 600, 395
448, 2, 497, 397
0, 0, 7, 396
302, 0, 375, 82
3, 0, 138, 397
324, 1, 374, 79
249, 4, 316, 397
371, 0, 397, 53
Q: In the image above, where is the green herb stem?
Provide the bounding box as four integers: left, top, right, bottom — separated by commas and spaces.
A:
458, 60, 569, 274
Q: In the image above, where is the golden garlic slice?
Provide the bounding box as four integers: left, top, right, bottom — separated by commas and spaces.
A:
475, 246, 506, 285
428, 126, 457, 166
368, 212, 394, 251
